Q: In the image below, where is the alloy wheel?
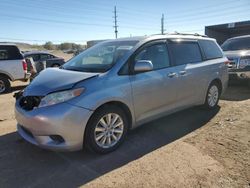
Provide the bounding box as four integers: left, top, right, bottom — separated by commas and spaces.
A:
207, 85, 219, 107
94, 113, 124, 149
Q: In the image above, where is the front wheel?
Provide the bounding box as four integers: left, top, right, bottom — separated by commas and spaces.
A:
84, 105, 128, 154
203, 82, 220, 109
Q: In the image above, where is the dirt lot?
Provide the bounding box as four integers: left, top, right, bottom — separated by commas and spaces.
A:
0, 82, 249, 188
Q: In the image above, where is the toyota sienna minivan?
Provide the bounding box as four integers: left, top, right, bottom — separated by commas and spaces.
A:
15, 34, 228, 153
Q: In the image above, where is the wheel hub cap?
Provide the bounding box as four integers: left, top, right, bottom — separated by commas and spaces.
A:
208, 85, 219, 107
94, 113, 124, 149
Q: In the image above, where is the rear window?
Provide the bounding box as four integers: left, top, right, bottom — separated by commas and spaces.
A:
199, 40, 223, 60
169, 41, 202, 65
0, 45, 23, 60
221, 37, 250, 51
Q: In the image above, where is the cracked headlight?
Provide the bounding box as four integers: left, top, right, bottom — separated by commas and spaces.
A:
39, 88, 84, 108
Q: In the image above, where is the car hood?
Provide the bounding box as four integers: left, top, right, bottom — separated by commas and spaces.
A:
23, 68, 99, 96
224, 50, 250, 58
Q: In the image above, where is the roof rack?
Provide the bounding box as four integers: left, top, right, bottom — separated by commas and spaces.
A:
169, 32, 208, 37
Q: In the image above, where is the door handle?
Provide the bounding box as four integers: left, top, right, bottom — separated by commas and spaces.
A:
179, 71, 186, 75
167, 72, 177, 78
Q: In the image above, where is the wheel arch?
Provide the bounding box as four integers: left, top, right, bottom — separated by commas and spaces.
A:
209, 78, 222, 95
93, 101, 133, 129
0, 72, 13, 81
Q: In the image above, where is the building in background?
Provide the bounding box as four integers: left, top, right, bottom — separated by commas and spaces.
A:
205, 20, 250, 45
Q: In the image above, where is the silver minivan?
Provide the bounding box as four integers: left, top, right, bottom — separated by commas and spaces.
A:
15, 34, 228, 153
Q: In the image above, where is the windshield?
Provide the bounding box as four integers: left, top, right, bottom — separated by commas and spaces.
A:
221, 37, 250, 51
63, 40, 138, 73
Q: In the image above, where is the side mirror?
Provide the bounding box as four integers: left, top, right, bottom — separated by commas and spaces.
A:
134, 60, 153, 73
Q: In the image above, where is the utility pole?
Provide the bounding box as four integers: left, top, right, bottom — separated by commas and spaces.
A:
113, 6, 118, 39
161, 14, 165, 34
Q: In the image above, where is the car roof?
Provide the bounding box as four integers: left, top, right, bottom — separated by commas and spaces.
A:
226, 35, 250, 41
0, 43, 18, 47
24, 51, 52, 56
104, 33, 214, 43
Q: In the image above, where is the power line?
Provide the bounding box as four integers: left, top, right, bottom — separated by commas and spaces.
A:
0, 14, 112, 27
0, 37, 86, 43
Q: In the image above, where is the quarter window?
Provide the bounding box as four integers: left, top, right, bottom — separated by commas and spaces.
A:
199, 40, 223, 60
135, 43, 170, 70
169, 42, 202, 65
0, 46, 22, 60
0, 50, 8, 60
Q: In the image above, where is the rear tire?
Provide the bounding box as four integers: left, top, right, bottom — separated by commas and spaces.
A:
203, 82, 221, 110
84, 105, 128, 154
0, 76, 10, 94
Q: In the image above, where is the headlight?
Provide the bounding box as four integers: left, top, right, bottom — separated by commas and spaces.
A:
239, 57, 250, 69
38, 88, 84, 108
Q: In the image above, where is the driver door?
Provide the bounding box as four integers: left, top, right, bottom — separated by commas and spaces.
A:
130, 41, 179, 124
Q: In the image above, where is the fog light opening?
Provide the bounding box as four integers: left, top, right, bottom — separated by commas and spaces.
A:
49, 135, 65, 144
240, 73, 246, 78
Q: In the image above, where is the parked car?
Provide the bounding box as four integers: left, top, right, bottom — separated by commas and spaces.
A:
74, 49, 85, 56
0, 43, 30, 94
24, 51, 65, 68
15, 34, 228, 153
221, 35, 250, 85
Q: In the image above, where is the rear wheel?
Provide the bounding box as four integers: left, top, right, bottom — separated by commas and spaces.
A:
0, 76, 10, 94
203, 82, 220, 109
84, 105, 128, 154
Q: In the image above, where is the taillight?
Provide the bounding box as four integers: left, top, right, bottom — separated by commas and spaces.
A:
22, 60, 27, 71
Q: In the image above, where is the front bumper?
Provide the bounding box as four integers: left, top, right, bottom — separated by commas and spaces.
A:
229, 70, 250, 80
15, 100, 93, 151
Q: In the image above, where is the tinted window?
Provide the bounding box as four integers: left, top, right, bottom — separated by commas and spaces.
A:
0, 50, 8, 60
40, 54, 51, 61
169, 42, 202, 65
31, 54, 40, 61
221, 37, 250, 51
199, 40, 223, 59
0, 45, 23, 60
135, 43, 170, 70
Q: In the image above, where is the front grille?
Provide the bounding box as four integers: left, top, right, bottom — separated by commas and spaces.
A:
19, 96, 41, 111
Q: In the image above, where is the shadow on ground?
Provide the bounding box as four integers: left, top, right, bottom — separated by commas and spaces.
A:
0, 106, 219, 188
221, 82, 250, 101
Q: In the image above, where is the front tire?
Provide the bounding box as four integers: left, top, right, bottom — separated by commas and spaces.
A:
0, 76, 10, 94
84, 105, 128, 154
203, 82, 220, 109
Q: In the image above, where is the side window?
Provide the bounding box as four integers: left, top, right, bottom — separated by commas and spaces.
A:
40, 54, 50, 61
31, 54, 40, 61
49, 55, 55, 59
0, 46, 22, 60
0, 50, 8, 60
135, 43, 170, 70
169, 42, 202, 65
199, 40, 223, 60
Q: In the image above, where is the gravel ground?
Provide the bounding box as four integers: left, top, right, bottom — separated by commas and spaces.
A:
0, 82, 249, 188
